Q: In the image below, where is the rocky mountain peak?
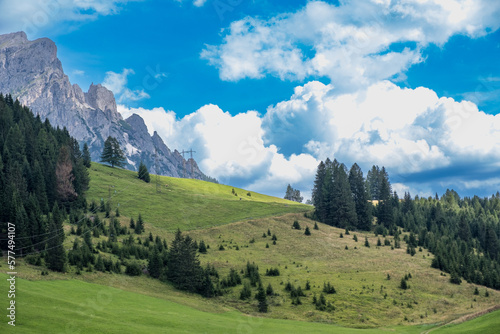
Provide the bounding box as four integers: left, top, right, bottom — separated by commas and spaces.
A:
0, 31, 28, 46
0, 31, 215, 183
85, 83, 120, 121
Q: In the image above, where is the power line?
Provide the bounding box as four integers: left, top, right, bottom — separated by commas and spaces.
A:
180, 149, 196, 178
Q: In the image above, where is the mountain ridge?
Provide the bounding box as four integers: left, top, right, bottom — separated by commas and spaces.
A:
0, 31, 215, 182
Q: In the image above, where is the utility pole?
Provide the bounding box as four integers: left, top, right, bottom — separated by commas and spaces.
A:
181, 149, 196, 178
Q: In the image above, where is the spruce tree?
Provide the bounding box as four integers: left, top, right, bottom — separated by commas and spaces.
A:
304, 226, 311, 235
256, 284, 268, 312
100, 136, 126, 168
148, 249, 162, 279
312, 161, 328, 222
330, 161, 357, 228
138, 161, 150, 183
349, 163, 372, 230
82, 143, 91, 168
377, 167, 393, 228
134, 214, 145, 234
46, 205, 67, 272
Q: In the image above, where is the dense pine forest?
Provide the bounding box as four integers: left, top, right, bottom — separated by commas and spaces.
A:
0, 94, 89, 269
311, 158, 500, 289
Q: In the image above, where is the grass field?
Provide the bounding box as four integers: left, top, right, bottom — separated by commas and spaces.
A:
3, 163, 499, 333
183, 213, 500, 327
431, 309, 500, 333
87, 163, 311, 231
0, 273, 431, 334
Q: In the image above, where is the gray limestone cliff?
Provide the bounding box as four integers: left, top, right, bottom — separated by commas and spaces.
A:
0, 31, 214, 182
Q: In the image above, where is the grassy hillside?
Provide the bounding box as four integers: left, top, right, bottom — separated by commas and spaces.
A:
6, 163, 499, 333
182, 213, 500, 328
0, 273, 429, 334
87, 163, 311, 231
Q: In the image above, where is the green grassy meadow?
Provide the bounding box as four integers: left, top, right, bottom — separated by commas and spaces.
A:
87, 163, 311, 231
0, 273, 430, 334
3, 163, 499, 333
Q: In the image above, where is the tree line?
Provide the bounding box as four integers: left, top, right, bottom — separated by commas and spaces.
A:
311, 158, 500, 289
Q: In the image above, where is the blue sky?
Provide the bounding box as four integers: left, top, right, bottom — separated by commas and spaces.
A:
1, 0, 500, 200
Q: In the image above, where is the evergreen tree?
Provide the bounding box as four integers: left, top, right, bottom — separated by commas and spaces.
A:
134, 214, 145, 234
349, 163, 372, 230
100, 136, 126, 168
284, 184, 294, 201
198, 240, 207, 253
148, 249, 162, 279
82, 143, 91, 168
312, 161, 328, 222
138, 161, 150, 183
376, 167, 393, 228
256, 284, 268, 312
366, 165, 381, 200
46, 205, 67, 272
330, 162, 357, 228
266, 283, 274, 296
240, 281, 252, 300
165, 229, 204, 292
304, 226, 311, 235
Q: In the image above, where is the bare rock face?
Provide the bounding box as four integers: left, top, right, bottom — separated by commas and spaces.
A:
0, 31, 214, 182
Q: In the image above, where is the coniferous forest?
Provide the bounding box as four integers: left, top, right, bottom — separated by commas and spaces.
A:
0, 94, 89, 265
312, 158, 500, 289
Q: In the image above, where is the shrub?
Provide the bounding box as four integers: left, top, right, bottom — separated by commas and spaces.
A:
265, 268, 280, 276
125, 261, 142, 276
400, 277, 409, 290
240, 282, 252, 300
304, 227, 311, 236
292, 220, 301, 230
323, 282, 336, 294
450, 272, 462, 285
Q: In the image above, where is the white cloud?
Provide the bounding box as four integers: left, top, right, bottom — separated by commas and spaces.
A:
0, 0, 142, 37
193, 0, 207, 7
73, 69, 85, 76
102, 68, 150, 103
118, 80, 500, 198
202, 0, 500, 91
263, 80, 500, 176
117, 103, 320, 198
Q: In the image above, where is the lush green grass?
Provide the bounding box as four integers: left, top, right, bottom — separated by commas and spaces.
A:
87, 163, 311, 231
0, 273, 430, 334
431, 309, 500, 333
7, 163, 498, 333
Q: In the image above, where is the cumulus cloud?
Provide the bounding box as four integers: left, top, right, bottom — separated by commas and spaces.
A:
103, 68, 150, 103
117, 103, 320, 198
201, 0, 500, 91
263, 80, 500, 174
0, 0, 142, 37
118, 79, 500, 198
